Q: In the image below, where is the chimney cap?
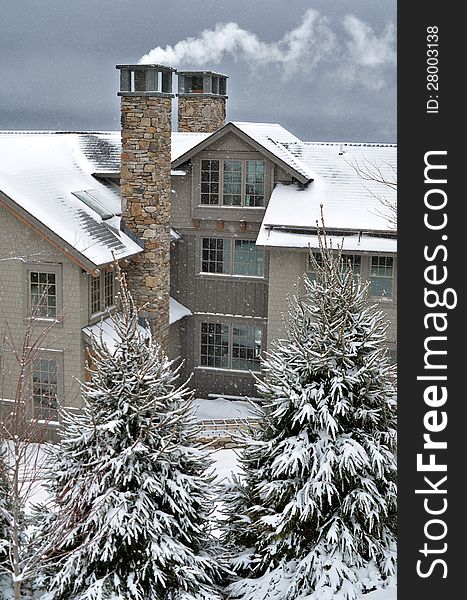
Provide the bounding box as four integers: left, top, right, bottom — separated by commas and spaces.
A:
117, 64, 174, 97
116, 63, 176, 72
176, 70, 229, 78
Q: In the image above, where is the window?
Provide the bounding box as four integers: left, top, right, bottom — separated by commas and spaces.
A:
90, 271, 116, 316
223, 160, 242, 206
370, 256, 394, 298
200, 322, 262, 372
233, 240, 264, 276
308, 253, 361, 281
200, 159, 266, 207
29, 271, 57, 318
200, 160, 220, 205
200, 323, 229, 368
201, 238, 231, 274
104, 271, 115, 308
90, 276, 101, 315
340, 254, 361, 275
32, 357, 59, 420
232, 325, 262, 371
201, 238, 264, 277
245, 160, 265, 207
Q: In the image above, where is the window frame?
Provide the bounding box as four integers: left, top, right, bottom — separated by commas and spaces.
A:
369, 255, 395, 299
24, 263, 63, 323
199, 320, 263, 373
199, 157, 267, 208
30, 349, 64, 421
89, 270, 117, 320
199, 236, 265, 279
307, 252, 362, 281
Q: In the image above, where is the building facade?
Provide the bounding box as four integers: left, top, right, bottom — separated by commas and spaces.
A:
0, 64, 397, 424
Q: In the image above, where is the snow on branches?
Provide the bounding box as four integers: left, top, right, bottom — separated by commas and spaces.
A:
224, 226, 397, 600
33, 266, 224, 600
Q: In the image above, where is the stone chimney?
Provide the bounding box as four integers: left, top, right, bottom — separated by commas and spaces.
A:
116, 63, 174, 347
177, 71, 228, 133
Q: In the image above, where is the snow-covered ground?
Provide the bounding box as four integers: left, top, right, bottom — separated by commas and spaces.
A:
211, 449, 397, 600
4, 445, 396, 599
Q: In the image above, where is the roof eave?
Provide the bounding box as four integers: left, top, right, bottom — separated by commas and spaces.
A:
0, 190, 140, 274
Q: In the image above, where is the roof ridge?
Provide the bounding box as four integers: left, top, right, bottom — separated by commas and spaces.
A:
302, 140, 397, 147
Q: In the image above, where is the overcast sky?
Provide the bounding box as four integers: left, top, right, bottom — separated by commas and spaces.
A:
0, 0, 396, 142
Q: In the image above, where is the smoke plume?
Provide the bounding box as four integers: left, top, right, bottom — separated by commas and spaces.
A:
139, 10, 395, 88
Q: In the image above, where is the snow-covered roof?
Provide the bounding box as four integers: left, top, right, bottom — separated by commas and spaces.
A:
171, 132, 210, 162
257, 141, 396, 252
82, 297, 191, 351
0, 131, 206, 269
231, 122, 316, 181
169, 296, 192, 323
0, 131, 141, 270
171, 122, 315, 183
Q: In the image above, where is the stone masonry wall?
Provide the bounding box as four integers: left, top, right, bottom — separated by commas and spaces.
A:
178, 96, 226, 133
120, 95, 172, 348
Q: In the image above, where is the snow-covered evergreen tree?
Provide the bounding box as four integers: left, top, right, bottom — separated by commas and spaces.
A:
224, 235, 397, 600
33, 270, 224, 600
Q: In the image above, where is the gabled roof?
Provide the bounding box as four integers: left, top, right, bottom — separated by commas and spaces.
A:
171, 122, 314, 184
0, 132, 141, 271
0, 131, 205, 271
256, 141, 397, 252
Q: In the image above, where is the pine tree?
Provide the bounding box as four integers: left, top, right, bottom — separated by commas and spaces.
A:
33, 270, 224, 600
224, 235, 397, 600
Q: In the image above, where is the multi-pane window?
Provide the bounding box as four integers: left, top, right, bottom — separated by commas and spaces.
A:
233, 240, 264, 276
223, 160, 242, 206
201, 238, 231, 274
200, 322, 262, 372
201, 160, 220, 205
90, 271, 116, 316
90, 276, 101, 315
32, 358, 58, 420
200, 159, 265, 207
308, 253, 361, 280
104, 271, 115, 308
245, 160, 265, 207
200, 323, 229, 368
340, 254, 361, 275
30, 271, 57, 318
232, 325, 262, 371
201, 238, 264, 277
370, 256, 394, 298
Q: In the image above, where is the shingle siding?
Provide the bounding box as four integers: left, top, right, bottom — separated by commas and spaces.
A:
0, 203, 87, 411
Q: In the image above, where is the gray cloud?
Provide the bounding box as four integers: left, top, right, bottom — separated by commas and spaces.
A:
0, 1, 396, 142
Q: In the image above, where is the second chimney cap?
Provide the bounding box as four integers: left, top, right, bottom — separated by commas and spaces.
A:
176, 70, 228, 78
116, 63, 176, 72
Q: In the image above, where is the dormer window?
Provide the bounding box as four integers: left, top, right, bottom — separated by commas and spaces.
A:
200, 159, 265, 207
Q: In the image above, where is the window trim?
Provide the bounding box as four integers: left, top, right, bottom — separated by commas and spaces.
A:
30, 349, 64, 422
368, 255, 395, 300
198, 318, 264, 373
197, 153, 269, 210
199, 236, 265, 279
304, 251, 396, 302
24, 263, 63, 324
89, 270, 117, 321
